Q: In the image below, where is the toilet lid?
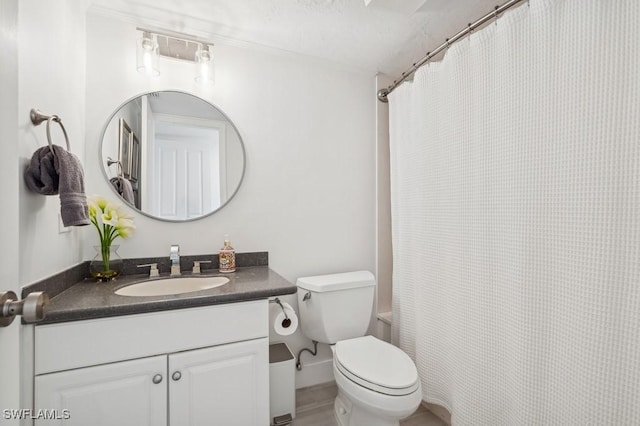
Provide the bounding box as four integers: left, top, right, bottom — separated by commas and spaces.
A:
335, 336, 419, 396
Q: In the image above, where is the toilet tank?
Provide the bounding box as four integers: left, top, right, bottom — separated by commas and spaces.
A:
296, 271, 375, 344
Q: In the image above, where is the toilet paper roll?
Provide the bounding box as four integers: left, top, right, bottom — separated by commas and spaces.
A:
273, 302, 298, 336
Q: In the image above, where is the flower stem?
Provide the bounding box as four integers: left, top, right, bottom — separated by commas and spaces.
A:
102, 241, 111, 272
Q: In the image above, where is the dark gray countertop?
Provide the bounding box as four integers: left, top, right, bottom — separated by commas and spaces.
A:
40, 266, 296, 325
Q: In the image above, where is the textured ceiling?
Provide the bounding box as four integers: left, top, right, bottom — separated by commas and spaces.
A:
90, 0, 499, 76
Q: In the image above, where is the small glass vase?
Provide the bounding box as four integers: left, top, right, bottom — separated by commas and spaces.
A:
90, 244, 123, 281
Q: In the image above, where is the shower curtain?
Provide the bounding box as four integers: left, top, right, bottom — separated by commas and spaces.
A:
389, 1, 640, 424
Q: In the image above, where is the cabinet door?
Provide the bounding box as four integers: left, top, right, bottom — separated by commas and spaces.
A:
35, 355, 167, 426
169, 337, 269, 426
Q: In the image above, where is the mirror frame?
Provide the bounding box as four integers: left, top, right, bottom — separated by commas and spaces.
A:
99, 90, 247, 222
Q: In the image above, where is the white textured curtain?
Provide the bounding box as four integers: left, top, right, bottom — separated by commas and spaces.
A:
389, 1, 640, 424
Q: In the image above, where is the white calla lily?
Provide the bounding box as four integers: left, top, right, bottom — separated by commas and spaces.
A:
88, 195, 135, 280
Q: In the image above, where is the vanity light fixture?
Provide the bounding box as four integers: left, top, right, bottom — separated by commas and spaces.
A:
194, 44, 214, 84
136, 31, 160, 76
136, 28, 214, 85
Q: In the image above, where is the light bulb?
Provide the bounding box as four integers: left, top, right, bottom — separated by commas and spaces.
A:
137, 32, 160, 76
143, 52, 153, 75
195, 44, 214, 84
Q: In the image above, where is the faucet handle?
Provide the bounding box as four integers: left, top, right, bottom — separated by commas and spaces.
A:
138, 263, 159, 278
192, 260, 212, 274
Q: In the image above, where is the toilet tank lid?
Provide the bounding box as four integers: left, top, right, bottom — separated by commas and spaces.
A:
296, 271, 375, 292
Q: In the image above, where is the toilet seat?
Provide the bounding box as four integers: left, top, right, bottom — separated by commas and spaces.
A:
334, 336, 420, 396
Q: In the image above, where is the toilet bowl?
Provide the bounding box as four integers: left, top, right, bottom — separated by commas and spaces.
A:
331, 336, 422, 426
296, 271, 423, 426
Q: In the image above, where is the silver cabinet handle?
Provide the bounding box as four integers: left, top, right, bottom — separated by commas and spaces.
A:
152, 374, 163, 384
172, 371, 182, 381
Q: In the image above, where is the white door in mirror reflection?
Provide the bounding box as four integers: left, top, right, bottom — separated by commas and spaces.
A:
148, 119, 227, 220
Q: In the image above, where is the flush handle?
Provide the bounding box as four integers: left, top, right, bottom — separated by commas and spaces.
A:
302, 291, 312, 302
1, 291, 49, 327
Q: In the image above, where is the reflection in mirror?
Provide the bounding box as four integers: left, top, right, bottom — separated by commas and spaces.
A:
101, 91, 246, 221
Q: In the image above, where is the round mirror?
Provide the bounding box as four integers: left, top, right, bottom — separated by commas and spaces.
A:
100, 91, 246, 221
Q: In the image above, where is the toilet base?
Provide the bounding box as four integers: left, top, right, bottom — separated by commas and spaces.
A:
334, 391, 402, 426
332, 358, 422, 426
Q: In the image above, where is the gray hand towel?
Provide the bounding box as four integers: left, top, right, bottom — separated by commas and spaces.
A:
109, 176, 135, 204
24, 145, 90, 227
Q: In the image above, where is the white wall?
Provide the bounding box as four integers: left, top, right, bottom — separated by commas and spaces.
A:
18, 0, 88, 285
84, 11, 376, 386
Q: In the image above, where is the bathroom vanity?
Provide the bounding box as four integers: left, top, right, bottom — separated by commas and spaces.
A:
16, 87, 290, 425
25, 265, 296, 426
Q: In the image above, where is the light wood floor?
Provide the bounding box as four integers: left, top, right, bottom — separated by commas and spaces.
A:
293, 382, 447, 426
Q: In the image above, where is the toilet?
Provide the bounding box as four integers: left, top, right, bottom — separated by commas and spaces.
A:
296, 271, 422, 426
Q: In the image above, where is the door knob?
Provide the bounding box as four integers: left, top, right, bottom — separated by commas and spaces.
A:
1, 291, 49, 327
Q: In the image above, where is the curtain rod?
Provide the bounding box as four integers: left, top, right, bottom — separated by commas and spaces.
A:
377, 0, 526, 103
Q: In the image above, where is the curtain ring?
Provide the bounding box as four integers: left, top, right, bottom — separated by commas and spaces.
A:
45, 115, 70, 154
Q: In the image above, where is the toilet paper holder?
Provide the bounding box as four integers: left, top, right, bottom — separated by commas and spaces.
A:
269, 298, 291, 328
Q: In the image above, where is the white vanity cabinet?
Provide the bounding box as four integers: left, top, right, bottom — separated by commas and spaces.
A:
33, 300, 269, 426
35, 355, 168, 426
169, 339, 268, 425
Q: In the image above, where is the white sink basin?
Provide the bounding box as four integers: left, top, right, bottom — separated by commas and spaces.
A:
115, 276, 230, 297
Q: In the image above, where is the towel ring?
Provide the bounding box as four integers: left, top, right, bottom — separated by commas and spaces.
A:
30, 109, 71, 154
106, 157, 124, 177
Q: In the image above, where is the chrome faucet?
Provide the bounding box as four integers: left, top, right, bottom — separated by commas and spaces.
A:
170, 245, 181, 276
